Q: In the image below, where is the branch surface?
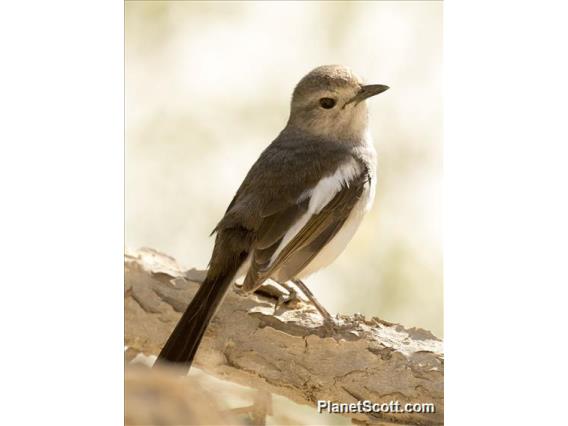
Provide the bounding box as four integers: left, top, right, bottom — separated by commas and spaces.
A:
125, 248, 444, 425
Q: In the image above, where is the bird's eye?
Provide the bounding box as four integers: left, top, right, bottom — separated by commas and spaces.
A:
319, 97, 336, 109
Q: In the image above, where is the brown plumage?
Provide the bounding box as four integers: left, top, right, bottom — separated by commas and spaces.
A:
155, 65, 388, 371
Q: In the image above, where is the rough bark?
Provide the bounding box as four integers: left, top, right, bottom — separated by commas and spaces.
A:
125, 248, 444, 425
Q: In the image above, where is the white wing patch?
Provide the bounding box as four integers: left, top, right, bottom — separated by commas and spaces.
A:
306, 159, 361, 214
268, 159, 362, 267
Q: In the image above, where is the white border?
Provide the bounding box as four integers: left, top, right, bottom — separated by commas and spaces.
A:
445, 1, 568, 424
0, 2, 123, 425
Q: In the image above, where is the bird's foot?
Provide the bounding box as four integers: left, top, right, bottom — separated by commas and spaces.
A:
319, 313, 341, 336
290, 279, 341, 336
273, 283, 300, 314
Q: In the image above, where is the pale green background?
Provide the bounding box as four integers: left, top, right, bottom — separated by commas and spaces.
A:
126, 1, 442, 424
126, 0, 442, 335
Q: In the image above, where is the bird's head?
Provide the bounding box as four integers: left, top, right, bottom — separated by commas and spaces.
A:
287, 65, 389, 142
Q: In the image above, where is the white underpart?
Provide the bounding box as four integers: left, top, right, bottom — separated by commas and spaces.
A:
268, 156, 375, 277
297, 181, 372, 279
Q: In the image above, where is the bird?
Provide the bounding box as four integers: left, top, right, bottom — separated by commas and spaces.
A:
156, 65, 389, 371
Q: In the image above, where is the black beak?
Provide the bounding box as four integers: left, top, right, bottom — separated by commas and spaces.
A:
345, 84, 390, 107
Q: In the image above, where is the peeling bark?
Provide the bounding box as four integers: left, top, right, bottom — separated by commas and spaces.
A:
125, 248, 444, 425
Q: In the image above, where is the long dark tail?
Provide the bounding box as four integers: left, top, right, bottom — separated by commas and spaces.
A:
155, 248, 246, 370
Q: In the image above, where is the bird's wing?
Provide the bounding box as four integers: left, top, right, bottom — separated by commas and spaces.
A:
211, 138, 352, 235
242, 162, 370, 292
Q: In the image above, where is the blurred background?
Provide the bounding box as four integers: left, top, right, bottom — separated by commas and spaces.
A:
126, 1, 441, 423
126, 0, 442, 334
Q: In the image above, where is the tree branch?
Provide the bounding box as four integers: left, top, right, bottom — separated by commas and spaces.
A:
125, 248, 444, 426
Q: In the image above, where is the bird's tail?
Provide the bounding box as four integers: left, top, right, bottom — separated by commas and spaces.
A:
155, 252, 244, 370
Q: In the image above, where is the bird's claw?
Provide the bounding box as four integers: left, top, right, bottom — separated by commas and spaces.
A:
273, 286, 299, 314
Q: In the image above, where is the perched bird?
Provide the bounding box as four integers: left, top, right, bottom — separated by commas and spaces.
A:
156, 65, 389, 371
